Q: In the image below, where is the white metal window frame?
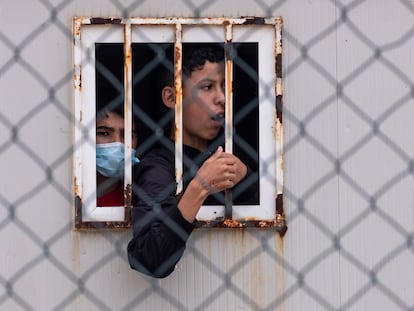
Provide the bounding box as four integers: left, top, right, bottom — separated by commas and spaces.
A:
73, 17, 285, 230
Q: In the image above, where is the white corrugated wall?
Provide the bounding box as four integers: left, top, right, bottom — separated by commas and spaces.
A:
0, 0, 413, 310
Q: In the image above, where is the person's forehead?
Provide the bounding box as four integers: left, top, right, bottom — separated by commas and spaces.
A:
97, 112, 137, 130
96, 112, 124, 128
97, 112, 124, 125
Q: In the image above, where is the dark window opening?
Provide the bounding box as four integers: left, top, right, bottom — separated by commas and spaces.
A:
95, 43, 126, 208
233, 42, 259, 205
95, 42, 260, 206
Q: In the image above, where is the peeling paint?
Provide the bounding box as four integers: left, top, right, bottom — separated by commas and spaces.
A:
174, 23, 183, 195
242, 17, 266, 25
196, 217, 287, 237
90, 17, 122, 25
74, 16, 283, 27
124, 184, 132, 223
73, 17, 81, 39
73, 177, 80, 198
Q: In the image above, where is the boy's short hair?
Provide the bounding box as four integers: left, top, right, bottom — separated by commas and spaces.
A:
160, 44, 224, 87
96, 105, 123, 121
97, 100, 124, 121
182, 44, 224, 79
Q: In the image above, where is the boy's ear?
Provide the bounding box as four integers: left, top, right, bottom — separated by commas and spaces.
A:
162, 86, 176, 109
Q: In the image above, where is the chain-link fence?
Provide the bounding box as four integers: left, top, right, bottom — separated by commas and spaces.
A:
1, 0, 414, 310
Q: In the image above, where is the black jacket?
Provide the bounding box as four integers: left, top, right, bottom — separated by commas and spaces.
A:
127, 140, 257, 278
127, 141, 213, 278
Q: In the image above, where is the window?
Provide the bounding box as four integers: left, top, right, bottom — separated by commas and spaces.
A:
73, 17, 285, 233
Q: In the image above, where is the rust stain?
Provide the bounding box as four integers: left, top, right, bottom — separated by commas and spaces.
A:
124, 184, 132, 223
223, 218, 243, 227
225, 59, 233, 128
124, 27, 132, 64
274, 18, 283, 121
73, 17, 82, 91
73, 68, 81, 90
195, 218, 287, 236
73, 187, 132, 230
195, 194, 287, 236
242, 17, 266, 25
74, 16, 284, 27
75, 221, 131, 231
174, 41, 183, 126
90, 17, 122, 24
276, 95, 283, 123
73, 176, 80, 197
274, 16, 285, 233
73, 17, 81, 38
276, 54, 282, 79
73, 63, 82, 93
123, 22, 132, 162
174, 27, 183, 194
74, 199, 131, 230
74, 195, 82, 229
276, 16, 283, 25
174, 46, 182, 95
196, 213, 287, 236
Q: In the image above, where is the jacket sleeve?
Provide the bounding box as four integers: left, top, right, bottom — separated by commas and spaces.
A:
127, 151, 195, 278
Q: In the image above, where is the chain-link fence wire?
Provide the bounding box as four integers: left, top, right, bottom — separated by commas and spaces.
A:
1, 0, 414, 310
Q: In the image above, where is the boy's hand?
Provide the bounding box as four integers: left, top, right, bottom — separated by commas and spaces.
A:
194, 146, 247, 194
179, 147, 248, 223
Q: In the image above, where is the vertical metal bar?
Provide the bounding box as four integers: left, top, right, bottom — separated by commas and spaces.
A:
73, 17, 83, 226
224, 23, 234, 219
274, 18, 284, 197
174, 24, 183, 195
124, 21, 133, 211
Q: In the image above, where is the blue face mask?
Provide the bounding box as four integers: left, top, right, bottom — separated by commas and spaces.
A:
96, 142, 140, 178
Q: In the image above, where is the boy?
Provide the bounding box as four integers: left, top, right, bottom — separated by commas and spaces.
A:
127, 45, 248, 278
96, 106, 139, 206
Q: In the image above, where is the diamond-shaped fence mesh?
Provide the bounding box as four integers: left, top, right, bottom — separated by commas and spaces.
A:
1, 0, 414, 310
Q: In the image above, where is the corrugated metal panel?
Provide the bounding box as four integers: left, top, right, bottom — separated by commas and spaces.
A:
1, 0, 413, 310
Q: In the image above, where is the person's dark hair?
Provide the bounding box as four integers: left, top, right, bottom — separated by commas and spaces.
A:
160, 44, 224, 88
97, 101, 124, 121
182, 44, 224, 79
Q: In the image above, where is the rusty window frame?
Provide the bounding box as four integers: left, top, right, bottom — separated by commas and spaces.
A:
73, 17, 286, 234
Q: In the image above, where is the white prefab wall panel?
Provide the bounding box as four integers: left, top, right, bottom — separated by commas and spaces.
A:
1, 0, 413, 310
282, 1, 341, 310
336, 2, 414, 310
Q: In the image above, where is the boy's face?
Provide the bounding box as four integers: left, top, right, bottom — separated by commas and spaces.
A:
96, 111, 137, 149
182, 61, 225, 151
